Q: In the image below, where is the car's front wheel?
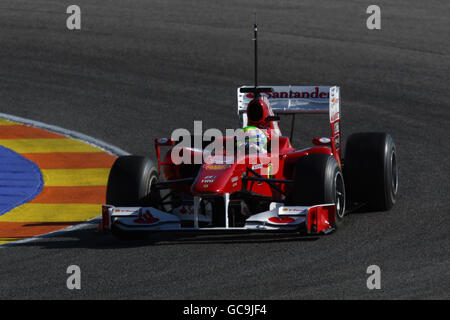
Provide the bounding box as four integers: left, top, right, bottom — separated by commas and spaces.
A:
106, 155, 160, 207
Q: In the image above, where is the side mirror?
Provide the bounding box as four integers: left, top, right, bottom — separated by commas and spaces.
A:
312, 137, 332, 146
155, 138, 175, 147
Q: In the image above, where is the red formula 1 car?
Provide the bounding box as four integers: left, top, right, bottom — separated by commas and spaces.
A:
100, 25, 398, 238
99, 84, 398, 237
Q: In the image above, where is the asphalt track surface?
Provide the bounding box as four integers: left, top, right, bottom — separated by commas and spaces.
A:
0, 0, 449, 299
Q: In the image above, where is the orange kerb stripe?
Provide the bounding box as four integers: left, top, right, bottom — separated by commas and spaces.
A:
0, 125, 64, 139
21, 152, 116, 169
0, 222, 78, 238
30, 186, 106, 204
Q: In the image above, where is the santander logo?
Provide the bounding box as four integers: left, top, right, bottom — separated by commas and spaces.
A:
134, 210, 159, 224
246, 87, 329, 100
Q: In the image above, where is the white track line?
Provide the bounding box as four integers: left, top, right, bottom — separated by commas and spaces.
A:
0, 112, 129, 247
0, 113, 129, 156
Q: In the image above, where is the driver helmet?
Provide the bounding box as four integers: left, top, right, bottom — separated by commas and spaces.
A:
237, 126, 268, 154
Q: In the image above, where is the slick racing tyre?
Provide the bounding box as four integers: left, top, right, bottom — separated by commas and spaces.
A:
106, 155, 160, 207
292, 154, 346, 229
344, 132, 398, 211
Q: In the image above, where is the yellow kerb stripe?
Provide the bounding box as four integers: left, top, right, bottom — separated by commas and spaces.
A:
0, 204, 101, 222
0, 119, 16, 126
0, 138, 103, 153
0, 238, 20, 244
41, 168, 110, 187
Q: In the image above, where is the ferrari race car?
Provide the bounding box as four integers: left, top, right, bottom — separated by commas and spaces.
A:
99, 84, 398, 237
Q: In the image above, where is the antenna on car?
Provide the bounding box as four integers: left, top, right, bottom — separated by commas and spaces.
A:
240, 16, 272, 98
253, 13, 258, 91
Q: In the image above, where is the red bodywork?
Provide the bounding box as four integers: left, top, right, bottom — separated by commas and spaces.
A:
154, 96, 340, 202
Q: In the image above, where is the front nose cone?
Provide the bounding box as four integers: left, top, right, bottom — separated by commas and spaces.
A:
191, 165, 234, 195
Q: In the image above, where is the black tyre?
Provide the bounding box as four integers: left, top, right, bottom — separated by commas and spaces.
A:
106, 156, 159, 207
344, 132, 398, 211
292, 154, 346, 228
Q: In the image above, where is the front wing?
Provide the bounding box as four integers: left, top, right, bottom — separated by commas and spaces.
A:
99, 202, 336, 235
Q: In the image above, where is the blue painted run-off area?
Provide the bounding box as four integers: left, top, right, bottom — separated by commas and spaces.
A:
0, 146, 43, 216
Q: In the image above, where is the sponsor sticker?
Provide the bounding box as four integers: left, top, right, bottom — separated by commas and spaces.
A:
278, 206, 307, 216
201, 175, 216, 183
329, 86, 340, 122
245, 87, 330, 100
204, 164, 229, 170
114, 209, 136, 213
134, 209, 159, 224
334, 121, 339, 134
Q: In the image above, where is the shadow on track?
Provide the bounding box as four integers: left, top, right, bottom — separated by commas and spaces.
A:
7, 225, 320, 250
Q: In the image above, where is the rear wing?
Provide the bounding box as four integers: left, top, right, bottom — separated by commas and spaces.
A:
237, 85, 340, 121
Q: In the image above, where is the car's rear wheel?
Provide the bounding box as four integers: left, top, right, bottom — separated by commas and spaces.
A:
292, 154, 346, 229
106, 155, 160, 207
344, 132, 398, 211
